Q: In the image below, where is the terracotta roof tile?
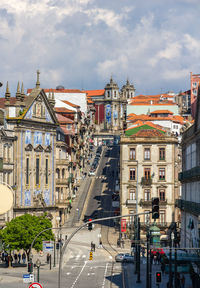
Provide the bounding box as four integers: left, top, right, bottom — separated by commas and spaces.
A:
27, 88, 85, 94
85, 90, 105, 97
56, 113, 74, 124
62, 100, 80, 108
54, 107, 75, 113
150, 110, 173, 114
133, 129, 164, 137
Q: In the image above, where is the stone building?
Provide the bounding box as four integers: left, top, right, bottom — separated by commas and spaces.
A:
120, 123, 179, 239
0, 72, 60, 227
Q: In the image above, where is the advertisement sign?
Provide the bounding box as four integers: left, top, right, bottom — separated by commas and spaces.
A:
106, 104, 111, 124
121, 218, 126, 232
42, 240, 54, 252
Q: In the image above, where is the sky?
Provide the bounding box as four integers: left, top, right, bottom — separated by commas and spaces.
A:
0, 0, 200, 96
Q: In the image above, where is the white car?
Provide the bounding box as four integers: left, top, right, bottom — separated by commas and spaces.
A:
88, 170, 95, 176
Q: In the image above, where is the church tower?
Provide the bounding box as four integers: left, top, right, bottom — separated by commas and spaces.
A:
121, 79, 135, 100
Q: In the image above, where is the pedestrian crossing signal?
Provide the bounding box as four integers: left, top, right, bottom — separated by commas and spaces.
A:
89, 251, 93, 260
156, 271, 162, 283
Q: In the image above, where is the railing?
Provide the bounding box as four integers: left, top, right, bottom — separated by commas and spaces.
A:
141, 177, 152, 186
140, 222, 171, 230
140, 199, 151, 206
175, 199, 200, 216
56, 178, 68, 185
178, 166, 200, 182
126, 199, 137, 205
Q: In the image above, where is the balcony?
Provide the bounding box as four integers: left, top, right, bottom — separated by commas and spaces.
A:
56, 178, 68, 185
126, 199, 136, 205
141, 177, 152, 186
140, 199, 151, 206
178, 166, 200, 182
175, 199, 200, 216
140, 222, 171, 231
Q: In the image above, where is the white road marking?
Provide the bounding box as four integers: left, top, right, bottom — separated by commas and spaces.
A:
82, 255, 86, 258
66, 272, 71, 275
102, 263, 109, 288
70, 261, 87, 288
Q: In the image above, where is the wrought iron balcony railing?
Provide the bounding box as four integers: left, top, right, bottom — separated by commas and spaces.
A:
141, 177, 152, 186
175, 199, 200, 216
126, 199, 137, 205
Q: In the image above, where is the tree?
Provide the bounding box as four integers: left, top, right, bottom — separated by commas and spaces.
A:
0, 214, 54, 259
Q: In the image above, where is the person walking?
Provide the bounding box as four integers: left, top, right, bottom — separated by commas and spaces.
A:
22, 252, 26, 264
14, 253, 18, 264
180, 274, 185, 288
18, 252, 21, 264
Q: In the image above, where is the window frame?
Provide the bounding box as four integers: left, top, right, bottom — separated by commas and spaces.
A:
159, 189, 165, 201
159, 148, 165, 161
144, 168, 151, 179
159, 167, 165, 180
144, 189, 151, 201
144, 148, 151, 160
129, 168, 136, 181
129, 188, 136, 200
129, 148, 136, 160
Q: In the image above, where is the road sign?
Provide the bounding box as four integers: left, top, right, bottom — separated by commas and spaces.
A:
42, 240, 54, 252
23, 274, 34, 283
29, 282, 43, 288
89, 251, 93, 260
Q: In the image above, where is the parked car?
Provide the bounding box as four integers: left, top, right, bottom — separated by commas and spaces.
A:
88, 170, 95, 176
115, 253, 134, 263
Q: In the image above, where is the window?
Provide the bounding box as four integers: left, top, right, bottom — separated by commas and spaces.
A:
144, 168, 151, 179
159, 189, 165, 201
129, 210, 134, 224
160, 210, 165, 224
129, 148, 136, 160
36, 157, 40, 185
26, 158, 29, 185
129, 168, 136, 180
114, 91, 116, 97
107, 91, 110, 98
144, 148, 150, 160
144, 211, 150, 223
159, 168, 165, 180
56, 168, 60, 179
45, 158, 48, 185
129, 189, 136, 200
61, 188, 63, 200
159, 148, 165, 160
56, 188, 59, 200
62, 168, 65, 179
144, 189, 151, 201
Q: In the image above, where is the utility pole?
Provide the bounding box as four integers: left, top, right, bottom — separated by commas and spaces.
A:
174, 223, 177, 288
169, 230, 173, 288
134, 216, 138, 274
146, 226, 150, 288
137, 216, 141, 283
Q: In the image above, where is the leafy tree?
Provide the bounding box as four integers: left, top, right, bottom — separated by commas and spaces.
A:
0, 214, 54, 259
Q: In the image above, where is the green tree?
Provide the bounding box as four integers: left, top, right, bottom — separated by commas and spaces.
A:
0, 214, 54, 259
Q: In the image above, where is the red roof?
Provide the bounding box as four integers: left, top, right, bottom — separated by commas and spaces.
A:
0, 97, 17, 108
56, 113, 74, 124
54, 107, 75, 113
133, 129, 164, 137
85, 90, 105, 97
62, 100, 80, 108
150, 110, 173, 114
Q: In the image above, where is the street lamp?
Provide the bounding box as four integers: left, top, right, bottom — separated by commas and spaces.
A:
35, 258, 41, 282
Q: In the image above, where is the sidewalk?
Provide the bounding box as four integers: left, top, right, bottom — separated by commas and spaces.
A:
125, 258, 193, 288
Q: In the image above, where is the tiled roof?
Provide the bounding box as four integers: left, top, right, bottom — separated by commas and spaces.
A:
133, 129, 165, 137
0, 97, 17, 108
125, 123, 166, 137
54, 107, 75, 113
56, 113, 74, 124
85, 90, 105, 97
127, 113, 185, 125
87, 98, 94, 104
62, 100, 80, 108
150, 110, 173, 114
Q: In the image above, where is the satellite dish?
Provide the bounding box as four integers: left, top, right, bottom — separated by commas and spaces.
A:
0, 184, 13, 214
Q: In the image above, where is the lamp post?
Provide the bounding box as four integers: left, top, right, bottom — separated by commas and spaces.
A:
35, 258, 41, 282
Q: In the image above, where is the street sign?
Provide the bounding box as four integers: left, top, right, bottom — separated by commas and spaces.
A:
42, 240, 54, 252
29, 283, 43, 288
23, 274, 34, 283
121, 219, 126, 232
28, 282, 43, 288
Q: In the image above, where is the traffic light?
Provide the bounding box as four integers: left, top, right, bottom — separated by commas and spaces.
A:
88, 219, 93, 231
28, 261, 33, 273
156, 271, 162, 283
56, 242, 60, 249
152, 197, 159, 219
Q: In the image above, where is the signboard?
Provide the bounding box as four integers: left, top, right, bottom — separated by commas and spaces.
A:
42, 240, 54, 252
23, 274, 34, 283
29, 283, 43, 288
121, 219, 126, 232
112, 201, 119, 208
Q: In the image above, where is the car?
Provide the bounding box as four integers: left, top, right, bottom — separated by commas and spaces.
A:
115, 253, 134, 263
88, 170, 95, 176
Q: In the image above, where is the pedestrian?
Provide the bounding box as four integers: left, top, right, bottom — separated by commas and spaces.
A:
18, 252, 21, 264
157, 252, 161, 264
91, 241, 94, 251
180, 274, 185, 288
142, 247, 145, 258
153, 253, 157, 265
22, 252, 26, 264
161, 262, 165, 274
99, 239, 102, 248
117, 239, 120, 248
14, 253, 18, 263
121, 239, 124, 248
93, 243, 96, 252
47, 253, 50, 264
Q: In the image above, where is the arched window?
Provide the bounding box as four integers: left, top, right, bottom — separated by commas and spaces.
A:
56, 168, 60, 179
107, 91, 110, 97
62, 168, 65, 179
